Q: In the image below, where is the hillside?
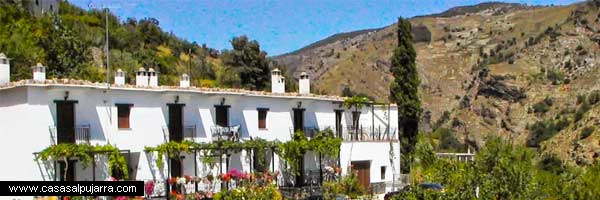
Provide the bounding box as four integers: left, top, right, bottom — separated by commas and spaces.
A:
0, 1, 292, 91
274, 1, 600, 165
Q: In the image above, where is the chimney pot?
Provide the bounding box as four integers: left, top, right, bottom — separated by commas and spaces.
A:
0, 53, 9, 85
32, 63, 46, 83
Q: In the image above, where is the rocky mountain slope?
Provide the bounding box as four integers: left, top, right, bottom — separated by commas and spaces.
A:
274, 1, 600, 165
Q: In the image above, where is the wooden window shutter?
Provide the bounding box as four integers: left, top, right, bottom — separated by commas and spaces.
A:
117, 104, 132, 129
257, 108, 268, 129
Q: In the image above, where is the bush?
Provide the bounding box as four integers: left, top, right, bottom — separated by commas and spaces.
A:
588, 90, 600, 105
214, 184, 282, 200
546, 69, 564, 85
576, 93, 587, 105
323, 173, 366, 199
532, 97, 554, 114
581, 126, 595, 139
527, 117, 570, 147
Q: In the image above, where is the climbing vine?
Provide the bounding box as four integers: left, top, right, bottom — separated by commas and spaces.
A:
343, 96, 370, 111
144, 139, 281, 170
37, 143, 129, 179
144, 130, 341, 175
278, 129, 341, 175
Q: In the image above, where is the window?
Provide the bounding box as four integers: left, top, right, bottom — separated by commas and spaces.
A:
381, 166, 386, 179
116, 104, 133, 129
257, 108, 269, 129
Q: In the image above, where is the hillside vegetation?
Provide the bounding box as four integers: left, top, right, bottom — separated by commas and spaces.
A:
0, 1, 295, 91
275, 1, 600, 165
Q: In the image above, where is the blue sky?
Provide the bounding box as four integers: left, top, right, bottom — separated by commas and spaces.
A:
69, 0, 582, 56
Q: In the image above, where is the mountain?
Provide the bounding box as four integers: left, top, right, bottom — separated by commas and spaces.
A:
274, 1, 600, 165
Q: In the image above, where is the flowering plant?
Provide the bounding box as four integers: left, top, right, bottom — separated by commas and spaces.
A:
144, 180, 155, 197
184, 175, 192, 183
177, 177, 186, 185
227, 168, 245, 180
168, 177, 178, 185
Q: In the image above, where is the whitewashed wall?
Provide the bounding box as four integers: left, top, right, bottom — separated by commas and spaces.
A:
0, 85, 399, 185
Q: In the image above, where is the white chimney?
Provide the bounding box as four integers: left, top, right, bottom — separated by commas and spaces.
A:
0, 53, 9, 85
271, 68, 285, 93
299, 72, 310, 95
148, 68, 158, 87
32, 63, 46, 83
114, 69, 125, 86
180, 73, 190, 88
135, 67, 147, 87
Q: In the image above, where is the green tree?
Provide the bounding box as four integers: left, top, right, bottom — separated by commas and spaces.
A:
221, 36, 270, 90
390, 17, 421, 173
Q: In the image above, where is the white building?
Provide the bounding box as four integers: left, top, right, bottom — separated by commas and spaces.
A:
0, 65, 401, 195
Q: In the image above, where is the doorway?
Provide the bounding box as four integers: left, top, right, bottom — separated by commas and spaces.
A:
168, 104, 184, 142
168, 104, 184, 178
55, 101, 76, 144
215, 105, 230, 127
351, 161, 371, 190
335, 109, 343, 138
58, 160, 76, 181
292, 108, 305, 132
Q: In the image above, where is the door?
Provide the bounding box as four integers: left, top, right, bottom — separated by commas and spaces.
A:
293, 108, 305, 132
215, 105, 229, 127
351, 161, 371, 190
56, 101, 75, 144
170, 158, 182, 178
335, 110, 343, 137
168, 104, 184, 178
168, 104, 184, 142
58, 160, 76, 181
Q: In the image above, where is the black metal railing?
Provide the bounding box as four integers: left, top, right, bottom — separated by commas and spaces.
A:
342, 125, 397, 141
49, 125, 91, 145
75, 125, 90, 145
210, 125, 241, 141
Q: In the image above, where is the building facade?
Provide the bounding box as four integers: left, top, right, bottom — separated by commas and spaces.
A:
0, 62, 401, 195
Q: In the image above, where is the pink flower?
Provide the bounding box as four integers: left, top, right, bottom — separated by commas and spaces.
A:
144, 180, 155, 196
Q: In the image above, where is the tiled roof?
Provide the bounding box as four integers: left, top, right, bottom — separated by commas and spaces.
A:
0, 79, 347, 101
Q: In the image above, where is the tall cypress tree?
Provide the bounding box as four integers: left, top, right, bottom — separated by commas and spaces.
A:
390, 17, 421, 173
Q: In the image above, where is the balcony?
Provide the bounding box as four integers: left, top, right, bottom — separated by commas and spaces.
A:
210, 125, 240, 141
49, 124, 90, 145
289, 127, 320, 138
341, 125, 397, 142
162, 125, 197, 143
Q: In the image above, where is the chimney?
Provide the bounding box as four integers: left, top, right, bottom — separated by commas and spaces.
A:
32, 63, 46, 83
271, 68, 285, 93
299, 72, 310, 95
0, 53, 9, 85
148, 68, 158, 87
180, 73, 190, 88
135, 67, 147, 87
114, 69, 125, 86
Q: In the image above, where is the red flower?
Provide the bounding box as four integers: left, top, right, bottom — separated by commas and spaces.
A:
168, 177, 178, 185
184, 175, 192, 183
220, 174, 231, 182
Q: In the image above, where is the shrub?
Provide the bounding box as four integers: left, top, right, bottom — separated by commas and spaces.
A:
576, 93, 587, 105
588, 90, 600, 105
527, 117, 570, 147
323, 173, 367, 199
532, 97, 554, 114
581, 126, 595, 139
546, 69, 564, 85
539, 154, 566, 174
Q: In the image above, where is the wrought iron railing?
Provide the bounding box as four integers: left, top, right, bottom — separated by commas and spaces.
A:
436, 152, 475, 162
48, 125, 90, 145
162, 125, 198, 143
75, 125, 90, 145
341, 125, 398, 141
210, 125, 240, 141
184, 125, 196, 142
